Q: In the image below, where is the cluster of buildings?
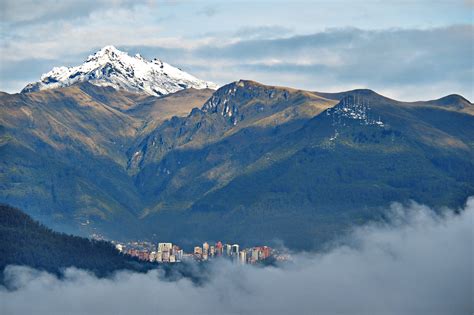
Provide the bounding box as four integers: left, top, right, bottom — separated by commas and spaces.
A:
116, 241, 184, 263
192, 241, 272, 264
114, 240, 274, 264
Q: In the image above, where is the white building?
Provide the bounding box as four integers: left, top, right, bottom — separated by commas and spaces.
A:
158, 243, 173, 252
231, 244, 240, 257
203, 242, 209, 256
176, 249, 184, 261
239, 251, 247, 264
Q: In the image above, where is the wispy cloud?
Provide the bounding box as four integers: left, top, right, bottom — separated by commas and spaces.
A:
0, 0, 145, 24
131, 25, 474, 101
0, 1, 472, 100
2, 198, 473, 314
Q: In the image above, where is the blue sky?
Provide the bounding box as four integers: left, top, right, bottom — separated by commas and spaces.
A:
0, 0, 472, 100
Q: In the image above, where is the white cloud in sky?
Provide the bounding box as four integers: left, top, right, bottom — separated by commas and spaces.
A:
0, 0, 472, 101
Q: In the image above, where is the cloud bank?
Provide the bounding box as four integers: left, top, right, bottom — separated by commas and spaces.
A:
2, 26, 472, 102
1, 198, 473, 315
1, 1, 472, 101
164, 25, 473, 101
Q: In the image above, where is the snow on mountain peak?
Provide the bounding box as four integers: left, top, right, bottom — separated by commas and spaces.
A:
22, 46, 219, 96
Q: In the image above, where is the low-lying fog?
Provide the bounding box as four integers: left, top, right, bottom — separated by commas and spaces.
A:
1, 198, 473, 315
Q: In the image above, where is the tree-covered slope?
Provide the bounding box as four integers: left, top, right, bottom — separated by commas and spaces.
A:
0, 204, 150, 280
0, 81, 472, 249
135, 89, 474, 249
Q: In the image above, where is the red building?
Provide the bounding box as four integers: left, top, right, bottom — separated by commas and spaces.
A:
215, 241, 223, 256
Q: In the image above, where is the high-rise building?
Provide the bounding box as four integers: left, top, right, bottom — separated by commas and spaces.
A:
231, 244, 239, 257
216, 241, 223, 256
210, 245, 215, 257
203, 242, 209, 256
239, 250, 247, 264
225, 244, 232, 256
158, 243, 173, 252
176, 249, 184, 261
156, 243, 173, 262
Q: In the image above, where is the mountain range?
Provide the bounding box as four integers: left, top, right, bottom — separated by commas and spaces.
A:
1, 46, 473, 250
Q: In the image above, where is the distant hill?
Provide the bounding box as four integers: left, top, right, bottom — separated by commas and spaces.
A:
1, 79, 473, 249
0, 204, 150, 281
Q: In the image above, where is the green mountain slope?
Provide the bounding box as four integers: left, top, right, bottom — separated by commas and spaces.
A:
0, 81, 472, 249
0, 204, 150, 281
0, 83, 213, 236
133, 88, 474, 249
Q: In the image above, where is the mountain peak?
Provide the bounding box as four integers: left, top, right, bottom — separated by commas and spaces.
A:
100, 44, 120, 53
200, 79, 297, 126
428, 94, 472, 109
85, 45, 123, 62
22, 46, 218, 96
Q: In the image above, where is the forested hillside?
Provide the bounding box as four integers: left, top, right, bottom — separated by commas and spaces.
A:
0, 204, 150, 281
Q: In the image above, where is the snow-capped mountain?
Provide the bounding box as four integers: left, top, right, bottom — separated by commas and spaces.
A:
21, 45, 219, 96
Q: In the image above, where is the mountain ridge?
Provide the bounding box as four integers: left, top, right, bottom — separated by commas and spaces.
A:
1, 79, 473, 249
21, 45, 218, 97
